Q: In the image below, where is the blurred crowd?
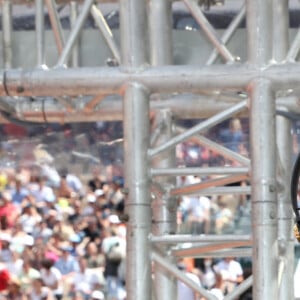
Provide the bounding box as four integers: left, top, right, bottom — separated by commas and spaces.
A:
0, 166, 127, 300
0, 117, 253, 300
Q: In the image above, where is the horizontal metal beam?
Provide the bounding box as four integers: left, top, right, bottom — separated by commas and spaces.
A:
3, 63, 300, 97
170, 173, 249, 196
151, 166, 249, 176
172, 240, 252, 257
3, 93, 300, 123
177, 248, 252, 258
0, 0, 117, 3
188, 185, 251, 196
150, 234, 252, 244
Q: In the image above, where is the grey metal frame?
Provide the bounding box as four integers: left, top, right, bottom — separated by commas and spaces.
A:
0, 0, 298, 299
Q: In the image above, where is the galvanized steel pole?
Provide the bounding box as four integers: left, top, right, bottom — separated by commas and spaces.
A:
70, 1, 80, 67
247, 0, 278, 295
274, 0, 294, 298
249, 79, 278, 299
36, 0, 45, 66
2, 0, 12, 69
120, 0, 151, 299
149, 1, 177, 299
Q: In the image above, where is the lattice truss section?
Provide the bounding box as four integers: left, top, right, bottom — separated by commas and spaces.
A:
0, 0, 299, 299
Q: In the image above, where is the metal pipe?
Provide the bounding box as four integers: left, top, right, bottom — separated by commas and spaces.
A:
183, 0, 235, 63
36, 0, 45, 66
170, 174, 249, 196
149, 2, 174, 298
274, 1, 294, 298
6, 63, 300, 97
57, 0, 94, 66
45, 0, 65, 54
120, 0, 150, 298
152, 251, 218, 300
149, 100, 247, 158
286, 29, 300, 62
247, 0, 272, 66
70, 1, 80, 67
206, 4, 246, 65
150, 234, 251, 244
247, 0, 278, 295
151, 167, 249, 176
123, 83, 151, 300
181, 185, 251, 196
175, 128, 251, 166
0, 64, 250, 96
249, 79, 278, 300
10, 94, 300, 124
224, 275, 253, 300
90, 4, 121, 64
172, 247, 252, 258
177, 248, 252, 258
120, 0, 148, 69
171, 241, 251, 257
149, 0, 172, 66
151, 112, 177, 300
2, 0, 13, 69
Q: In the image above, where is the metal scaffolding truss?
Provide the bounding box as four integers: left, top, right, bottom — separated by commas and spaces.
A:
0, 0, 298, 299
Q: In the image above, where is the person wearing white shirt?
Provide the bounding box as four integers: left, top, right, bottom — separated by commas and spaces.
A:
40, 259, 63, 300
69, 257, 101, 300
214, 257, 243, 294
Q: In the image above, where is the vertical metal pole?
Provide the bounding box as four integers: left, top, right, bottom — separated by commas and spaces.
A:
120, 0, 151, 300
70, 1, 80, 67
247, 0, 278, 298
152, 111, 177, 300
120, 0, 148, 69
149, 0, 172, 66
36, 0, 45, 66
2, 0, 12, 69
149, 1, 176, 300
249, 79, 278, 300
273, 0, 294, 298
123, 84, 151, 300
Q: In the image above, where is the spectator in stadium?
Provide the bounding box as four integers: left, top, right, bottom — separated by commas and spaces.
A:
28, 277, 53, 300
40, 259, 63, 300
0, 190, 19, 230
54, 244, 79, 278
69, 256, 102, 300
214, 257, 244, 294
177, 261, 201, 300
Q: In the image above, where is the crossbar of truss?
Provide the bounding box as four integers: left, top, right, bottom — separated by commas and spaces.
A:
151, 166, 249, 176
4, 63, 300, 97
